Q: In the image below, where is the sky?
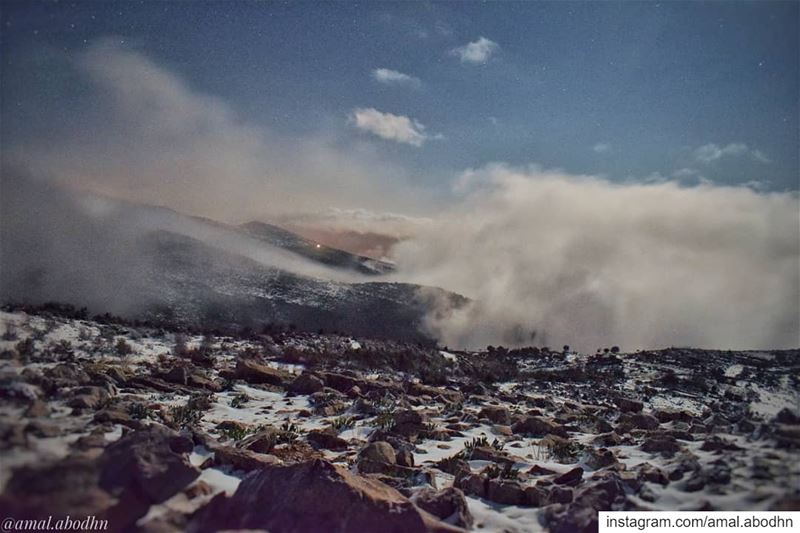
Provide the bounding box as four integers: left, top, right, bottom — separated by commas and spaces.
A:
1, 1, 798, 350
1, 0, 798, 199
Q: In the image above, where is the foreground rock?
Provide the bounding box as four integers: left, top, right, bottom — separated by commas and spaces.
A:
189, 459, 463, 533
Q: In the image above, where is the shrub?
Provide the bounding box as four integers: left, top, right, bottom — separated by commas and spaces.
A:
115, 337, 133, 356
230, 393, 250, 408
328, 415, 356, 433
484, 462, 520, 480
167, 403, 203, 429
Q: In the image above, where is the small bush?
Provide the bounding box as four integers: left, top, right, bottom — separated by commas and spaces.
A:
167, 403, 203, 429
115, 337, 133, 356
328, 415, 356, 433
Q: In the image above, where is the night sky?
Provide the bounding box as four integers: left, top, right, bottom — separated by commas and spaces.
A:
2, 1, 798, 194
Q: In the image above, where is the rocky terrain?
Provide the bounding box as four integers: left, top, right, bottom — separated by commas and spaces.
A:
1, 307, 798, 532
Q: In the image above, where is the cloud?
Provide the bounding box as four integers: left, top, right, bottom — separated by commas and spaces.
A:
349, 107, 431, 147
4, 39, 429, 223
395, 164, 800, 351
593, 142, 612, 154
695, 143, 771, 164
372, 68, 421, 88
451, 37, 499, 64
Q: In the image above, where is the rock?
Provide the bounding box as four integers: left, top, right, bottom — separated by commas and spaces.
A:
454, 471, 487, 498
397, 448, 415, 468
654, 409, 695, 424
774, 407, 800, 425
583, 447, 617, 470
614, 397, 644, 413
0, 379, 41, 401
479, 406, 511, 425
616, 413, 660, 432
774, 424, 800, 449
524, 485, 547, 506
0, 456, 115, 520
288, 372, 325, 395
307, 429, 349, 451
635, 464, 669, 486
511, 416, 568, 438
240, 428, 279, 453
24, 399, 50, 417
188, 459, 461, 533
554, 466, 584, 486
392, 409, 427, 440
528, 464, 557, 476
486, 478, 526, 505
358, 441, 398, 474
234, 358, 290, 386
163, 366, 188, 385
699, 436, 742, 452
93, 408, 139, 428
407, 381, 463, 404
641, 434, 681, 455
213, 446, 282, 471
469, 446, 516, 466
99, 426, 199, 504
67, 386, 111, 410
593, 432, 623, 447
492, 424, 513, 436
414, 487, 474, 528
546, 485, 574, 504
24, 420, 61, 438
42, 363, 91, 388
216, 420, 249, 433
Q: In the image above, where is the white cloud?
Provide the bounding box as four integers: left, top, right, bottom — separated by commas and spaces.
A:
451, 37, 499, 65
396, 163, 800, 351
372, 68, 421, 88
349, 107, 430, 147
695, 143, 770, 164
593, 142, 611, 153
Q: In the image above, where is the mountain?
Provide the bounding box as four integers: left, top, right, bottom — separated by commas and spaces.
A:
240, 221, 394, 276
0, 175, 465, 344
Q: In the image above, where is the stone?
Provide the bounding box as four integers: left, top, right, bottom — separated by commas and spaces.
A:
511, 416, 568, 438
188, 459, 461, 533
99, 426, 200, 505
614, 397, 644, 413
68, 386, 111, 410
479, 406, 511, 425
486, 478, 526, 505
307, 429, 349, 451
213, 446, 282, 471
234, 358, 290, 386
616, 413, 660, 432
414, 487, 474, 528
288, 372, 325, 395
553, 466, 584, 486
641, 434, 681, 455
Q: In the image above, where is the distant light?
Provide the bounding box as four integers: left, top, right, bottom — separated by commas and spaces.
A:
315, 244, 321, 249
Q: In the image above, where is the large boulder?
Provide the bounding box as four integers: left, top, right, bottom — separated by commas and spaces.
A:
188, 459, 462, 533
0, 456, 115, 520
98, 426, 200, 525
234, 358, 291, 386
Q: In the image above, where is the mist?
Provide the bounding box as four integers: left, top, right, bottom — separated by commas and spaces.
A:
393, 164, 800, 351
2, 40, 798, 351
5, 39, 432, 227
